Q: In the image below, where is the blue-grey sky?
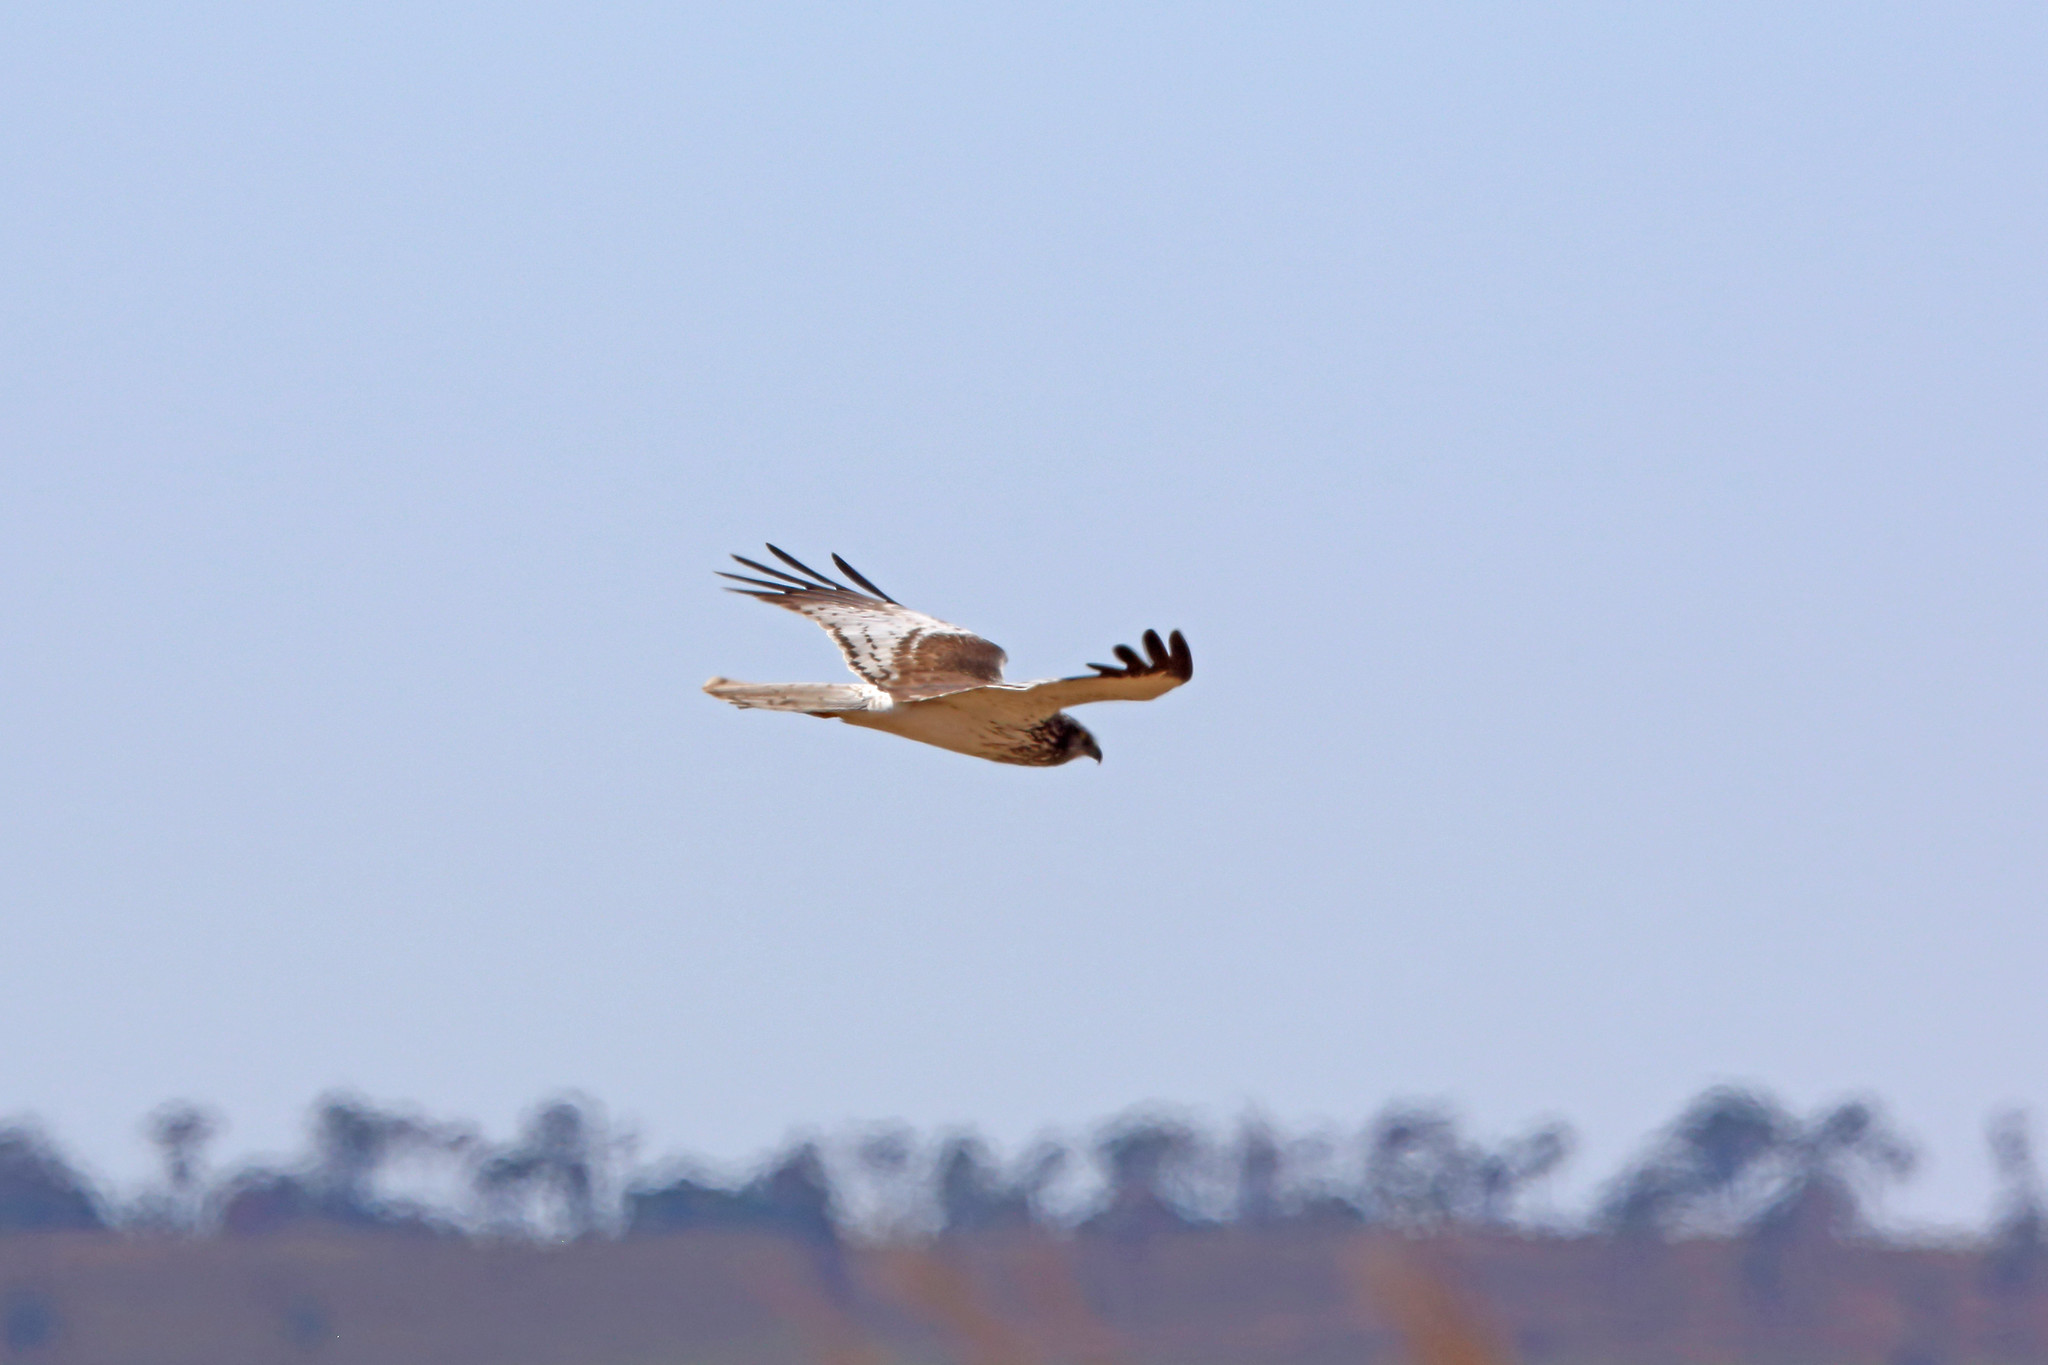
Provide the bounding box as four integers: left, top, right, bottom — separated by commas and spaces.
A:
3, 4, 2044, 1225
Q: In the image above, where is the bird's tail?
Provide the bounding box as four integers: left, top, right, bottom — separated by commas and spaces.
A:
702, 678, 889, 714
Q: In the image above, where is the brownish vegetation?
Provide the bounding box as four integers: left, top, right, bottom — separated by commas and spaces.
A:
0, 1225, 2044, 1364
0, 1086, 2042, 1362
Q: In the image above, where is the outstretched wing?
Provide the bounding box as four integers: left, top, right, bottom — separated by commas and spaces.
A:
719, 545, 1007, 701
950, 629, 1193, 723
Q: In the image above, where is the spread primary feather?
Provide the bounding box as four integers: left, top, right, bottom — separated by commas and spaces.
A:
705, 545, 1192, 767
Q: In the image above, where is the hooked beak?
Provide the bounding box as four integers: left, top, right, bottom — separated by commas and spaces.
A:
1084, 737, 1103, 764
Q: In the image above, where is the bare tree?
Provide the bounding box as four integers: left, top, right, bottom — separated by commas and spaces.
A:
308, 1093, 470, 1223
936, 1134, 1065, 1234
1362, 1105, 1572, 1229
1233, 1119, 1283, 1227
627, 1137, 844, 1245
139, 1102, 218, 1232
1986, 1110, 2044, 1292
1364, 1107, 1474, 1226
1739, 1099, 1916, 1307
1083, 1116, 1204, 1238
474, 1097, 616, 1238
1475, 1121, 1573, 1226
1752, 1100, 1916, 1243
1602, 1087, 1793, 1237
219, 1093, 470, 1235
842, 1124, 926, 1235
1603, 1088, 1914, 1244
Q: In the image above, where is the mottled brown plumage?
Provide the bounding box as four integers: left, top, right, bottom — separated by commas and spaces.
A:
705, 545, 1192, 766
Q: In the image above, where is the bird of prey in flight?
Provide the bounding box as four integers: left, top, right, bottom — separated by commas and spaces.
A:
704, 545, 1192, 766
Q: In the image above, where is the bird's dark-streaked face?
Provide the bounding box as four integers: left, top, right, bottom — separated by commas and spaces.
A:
1053, 716, 1103, 765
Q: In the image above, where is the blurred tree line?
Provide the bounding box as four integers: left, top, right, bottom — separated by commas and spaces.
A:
0, 1087, 2039, 1276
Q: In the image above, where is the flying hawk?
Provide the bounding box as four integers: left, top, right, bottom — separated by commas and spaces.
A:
704, 545, 1192, 766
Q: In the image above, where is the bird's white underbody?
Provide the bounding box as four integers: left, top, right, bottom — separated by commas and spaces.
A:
704, 545, 1191, 767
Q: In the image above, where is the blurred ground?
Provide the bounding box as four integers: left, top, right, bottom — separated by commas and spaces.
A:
1, 1227, 2041, 1365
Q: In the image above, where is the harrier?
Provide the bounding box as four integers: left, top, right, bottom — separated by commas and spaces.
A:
704, 545, 1192, 766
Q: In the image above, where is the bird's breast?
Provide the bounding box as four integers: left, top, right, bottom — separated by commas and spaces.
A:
840, 694, 1056, 765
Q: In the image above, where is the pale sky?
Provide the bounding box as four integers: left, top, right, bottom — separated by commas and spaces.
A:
3, 4, 2044, 1228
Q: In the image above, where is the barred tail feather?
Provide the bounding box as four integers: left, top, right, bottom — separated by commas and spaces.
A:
702, 678, 889, 714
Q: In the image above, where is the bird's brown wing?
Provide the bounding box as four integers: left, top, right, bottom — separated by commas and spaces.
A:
719, 545, 1007, 701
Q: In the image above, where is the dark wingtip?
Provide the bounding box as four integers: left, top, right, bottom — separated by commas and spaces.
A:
718, 570, 798, 591
830, 553, 898, 604
765, 544, 849, 591
1088, 629, 1192, 681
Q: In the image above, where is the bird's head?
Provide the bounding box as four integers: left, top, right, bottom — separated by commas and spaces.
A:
1052, 716, 1103, 765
